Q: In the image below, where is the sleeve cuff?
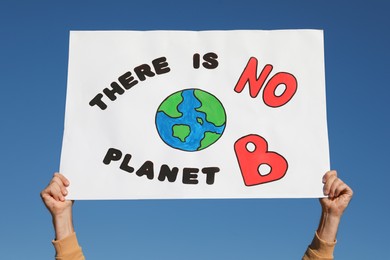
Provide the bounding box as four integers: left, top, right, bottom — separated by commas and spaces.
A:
52, 232, 83, 258
305, 232, 336, 260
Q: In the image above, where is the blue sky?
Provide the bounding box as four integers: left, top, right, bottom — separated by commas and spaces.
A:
0, 0, 389, 259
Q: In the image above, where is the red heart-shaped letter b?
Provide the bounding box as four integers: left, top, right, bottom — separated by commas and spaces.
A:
234, 134, 288, 186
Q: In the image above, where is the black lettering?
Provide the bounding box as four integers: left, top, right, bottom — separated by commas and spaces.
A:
119, 154, 134, 173
90, 57, 172, 110
89, 93, 107, 110
158, 164, 178, 182
193, 53, 200, 69
103, 148, 122, 165
202, 52, 218, 69
134, 64, 155, 81
182, 168, 199, 184
152, 57, 171, 74
202, 167, 220, 185
103, 82, 125, 101
118, 72, 139, 90
136, 161, 154, 179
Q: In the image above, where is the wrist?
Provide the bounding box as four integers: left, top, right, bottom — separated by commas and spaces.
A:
52, 208, 74, 240
317, 211, 341, 243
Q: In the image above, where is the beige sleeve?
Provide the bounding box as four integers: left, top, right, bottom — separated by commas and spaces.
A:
52, 232, 85, 260
302, 232, 336, 260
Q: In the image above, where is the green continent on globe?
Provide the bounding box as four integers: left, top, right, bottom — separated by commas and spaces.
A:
194, 89, 226, 127
155, 88, 226, 152
172, 124, 191, 142
199, 132, 222, 150
158, 91, 183, 118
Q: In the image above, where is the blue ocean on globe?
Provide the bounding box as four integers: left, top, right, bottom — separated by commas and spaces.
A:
155, 89, 226, 152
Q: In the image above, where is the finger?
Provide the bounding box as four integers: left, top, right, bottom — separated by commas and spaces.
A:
40, 185, 59, 203
50, 176, 62, 187
47, 181, 65, 201
54, 173, 70, 187
323, 173, 338, 196
40, 187, 53, 202
51, 175, 69, 197
322, 170, 337, 183
333, 181, 346, 198
50, 183, 63, 201
335, 182, 354, 200
328, 178, 343, 198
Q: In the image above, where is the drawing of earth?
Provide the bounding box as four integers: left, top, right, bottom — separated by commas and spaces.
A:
155, 89, 226, 152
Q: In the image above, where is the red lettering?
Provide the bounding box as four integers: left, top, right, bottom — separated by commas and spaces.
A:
263, 72, 297, 107
234, 57, 297, 107
234, 57, 273, 98
234, 134, 288, 186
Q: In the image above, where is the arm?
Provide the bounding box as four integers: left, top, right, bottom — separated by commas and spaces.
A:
303, 170, 353, 260
41, 173, 85, 260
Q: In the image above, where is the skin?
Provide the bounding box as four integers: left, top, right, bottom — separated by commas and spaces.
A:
40, 170, 353, 244
317, 170, 353, 242
40, 173, 74, 240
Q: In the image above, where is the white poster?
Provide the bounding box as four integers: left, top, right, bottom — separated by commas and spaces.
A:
60, 30, 329, 199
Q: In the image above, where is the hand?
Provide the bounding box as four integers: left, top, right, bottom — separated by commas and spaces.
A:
41, 173, 73, 217
320, 170, 353, 217
40, 173, 74, 240
316, 170, 353, 242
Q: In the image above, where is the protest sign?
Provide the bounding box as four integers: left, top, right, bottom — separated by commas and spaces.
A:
60, 30, 329, 199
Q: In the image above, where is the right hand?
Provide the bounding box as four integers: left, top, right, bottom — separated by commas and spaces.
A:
320, 170, 353, 217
